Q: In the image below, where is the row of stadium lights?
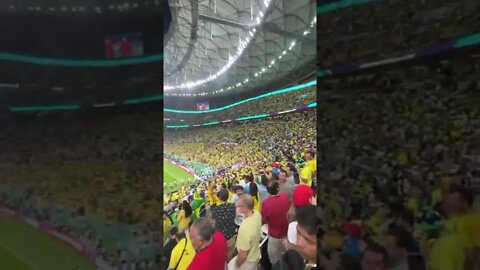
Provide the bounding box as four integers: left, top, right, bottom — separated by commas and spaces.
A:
164, 0, 274, 91
6, 1, 160, 13
165, 16, 317, 97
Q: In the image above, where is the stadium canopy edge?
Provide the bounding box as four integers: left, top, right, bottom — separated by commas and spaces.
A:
164, 80, 316, 114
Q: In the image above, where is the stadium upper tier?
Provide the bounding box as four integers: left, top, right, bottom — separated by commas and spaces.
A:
317, 0, 479, 67
164, 85, 316, 126
164, 109, 316, 178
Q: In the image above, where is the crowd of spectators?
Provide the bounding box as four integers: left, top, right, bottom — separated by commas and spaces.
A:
163, 109, 318, 269
318, 0, 480, 66
0, 111, 163, 269
311, 53, 480, 269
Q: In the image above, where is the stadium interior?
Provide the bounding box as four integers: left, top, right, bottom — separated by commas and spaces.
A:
0, 0, 479, 270
163, 0, 316, 269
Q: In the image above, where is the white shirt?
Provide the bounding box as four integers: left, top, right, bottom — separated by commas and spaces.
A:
287, 221, 298, 244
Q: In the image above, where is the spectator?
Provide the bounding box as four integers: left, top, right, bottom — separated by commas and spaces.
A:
295, 205, 320, 266
231, 185, 244, 205
210, 188, 237, 261
188, 218, 228, 270
177, 200, 193, 232
261, 180, 291, 265
168, 231, 195, 270
442, 184, 480, 268
278, 169, 294, 199
236, 194, 262, 269
384, 227, 425, 270
249, 182, 261, 211
164, 226, 179, 267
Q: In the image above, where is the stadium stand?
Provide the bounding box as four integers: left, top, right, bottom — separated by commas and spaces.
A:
164, 86, 316, 125
318, 0, 480, 67
0, 111, 163, 269
314, 48, 480, 269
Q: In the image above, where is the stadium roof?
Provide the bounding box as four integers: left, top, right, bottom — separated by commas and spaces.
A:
164, 0, 316, 97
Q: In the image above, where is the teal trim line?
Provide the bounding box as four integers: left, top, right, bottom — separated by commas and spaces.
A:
164, 80, 316, 114
0, 53, 162, 67
124, 94, 163, 105
9, 104, 81, 112
203, 121, 219, 126
308, 102, 317, 108
237, 114, 268, 121
455, 33, 480, 48
166, 124, 190, 128
317, 0, 380, 14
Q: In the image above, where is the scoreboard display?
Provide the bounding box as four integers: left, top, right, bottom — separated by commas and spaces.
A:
196, 102, 209, 110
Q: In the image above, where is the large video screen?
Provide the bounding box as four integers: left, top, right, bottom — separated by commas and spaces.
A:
105, 32, 144, 58
196, 102, 210, 110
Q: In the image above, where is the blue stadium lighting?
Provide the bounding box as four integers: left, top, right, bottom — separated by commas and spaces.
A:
237, 114, 268, 121
166, 125, 190, 128
9, 104, 81, 112
164, 80, 316, 114
124, 94, 163, 105
318, 0, 381, 14
166, 102, 316, 129
0, 53, 162, 67
203, 121, 220, 126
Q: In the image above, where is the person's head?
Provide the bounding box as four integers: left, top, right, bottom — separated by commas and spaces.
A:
295, 205, 321, 263
234, 185, 244, 195
243, 174, 253, 183
384, 227, 413, 263
361, 243, 389, 270
237, 194, 255, 216
305, 151, 314, 161
442, 184, 473, 217
189, 218, 215, 252
279, 169, 288, 183
266, 180, 279, 195
292, 184, 313, 208
261, 174, 270, 186
182, 200, 192, 217
249, 182, 259, 199
217, 188, 229, 202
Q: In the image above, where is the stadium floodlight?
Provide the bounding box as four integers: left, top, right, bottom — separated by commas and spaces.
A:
164, 0, 273, 91
164, 16, 317, 97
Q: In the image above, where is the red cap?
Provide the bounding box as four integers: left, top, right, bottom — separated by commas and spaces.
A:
292, 184, 313, 208
344, 223, 363, 237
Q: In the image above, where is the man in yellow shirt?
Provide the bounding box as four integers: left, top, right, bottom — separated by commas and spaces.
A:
442, 185, 480, 268
304, 151, 316, 187
236, 194, 262, 269
168, 232, 196, 270
300, 166, 313, 187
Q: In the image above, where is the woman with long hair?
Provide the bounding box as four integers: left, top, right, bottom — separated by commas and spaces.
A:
249, 182, 261, 211
177, 200, 193, 232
